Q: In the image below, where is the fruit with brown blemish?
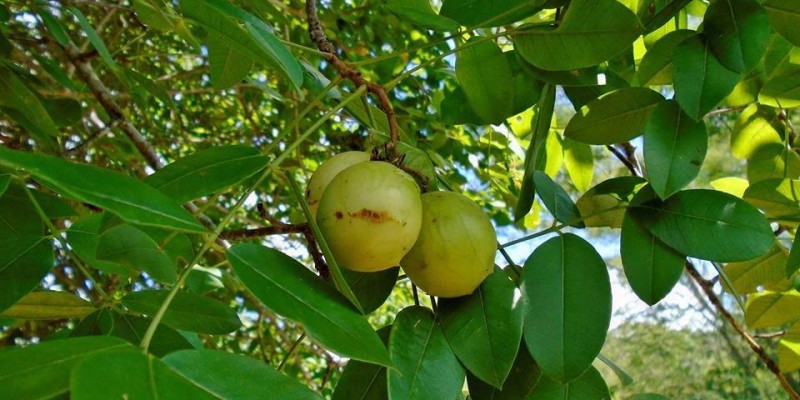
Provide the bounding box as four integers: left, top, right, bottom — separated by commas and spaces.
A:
400, 191, 496, 297
305, 151, 370, 218
317, 161, 422, 272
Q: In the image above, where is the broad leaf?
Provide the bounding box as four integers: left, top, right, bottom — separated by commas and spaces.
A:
522, 233, 611, 382
748, 145, 800, 183
788, 233, 800, 275
388, 306, 464, 400
745, 291, 800, 329
673, 34, 740, 120
332, 327, 391, 400
725, 244, 789, 294
439, 268, 524, 389
73, 309, 195, 357
0, 235, 54, 313
206, 31, 253, 89
456, 38, 514, 125
629, 190, 775, 262
466, 344, 541, 400
440, 0, 543, 27
164, 350, 323, 399
515, 85, 555, 221
575, 176, 647, 229
533, 171, 584, 228
0, 147, 205, 233
71, 348, 217, 399
562, 138, 593, 192
779, 320, 800, 372
341, 267, 399, 314
730, 104, 783, 160
637, 29, 695, 86
121, 290, 242, 334
759, 63, 800, 108
644, 100, 708, 198
386, 0, 459, 31
0, 336, 130, 399
527, 366, 610, 399
764, 0, 800, 47
97, 224, 177, 283
710, 177, 749, 198
0, 291, 94, 320
703, 0, 770, 73
514, 0, 642, 71
743, 178, 800, 221
228, 244, 392, 367
66, 213, 133, 276
621, 187, 685, 306
0, 65, 58, 150
564, 87, 664, 145
145, 145, 267, 203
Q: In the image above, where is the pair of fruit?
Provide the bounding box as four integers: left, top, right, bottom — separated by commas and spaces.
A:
306, 151, 497, 298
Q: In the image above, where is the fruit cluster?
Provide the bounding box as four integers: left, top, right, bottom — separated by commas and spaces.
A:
306, 151, 497, 298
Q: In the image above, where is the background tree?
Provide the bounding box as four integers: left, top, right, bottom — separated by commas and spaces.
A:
1, 0, 800, 399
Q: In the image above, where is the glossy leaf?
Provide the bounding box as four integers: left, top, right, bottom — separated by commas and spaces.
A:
440, 0, 543, 27
759, 63, 800, 108
164, 350, 323, 399
562, 138, 593, 193
332, 327, 391, 400
673, 35, 740, 120
0, 175, 8, 197
0, 336, 130, 399
439, 268, 524, 388
788, 233, 800, 276
466, 344, 541, 400
533, 171, 584, 228
386, 0, 459, 31
0, 66, 58, 150
341, 267, 399, 314
0, 236, 54, 313
620, 187, 686, 306
97, 224, 176, 283
0, 291, 95, 320
710, 177, 749, 198
66, 213, 132, 276
145, 145, 267, 203
514, 0, 642, 71
637, 29, 695, 86
743, 178, 800, 221
564, 87, 664, 145
644, 100, 708, 198
527, 367, 610, 399
575, 177, 647, 229
388, 306, 464, 400
0, 147, 204, 233
779, 320, 800, 372
703, 0, 770, 73
522, 233, 611, 382
725, 244, 789, 294
730, 104, 783, 159
515, 84, 555, 221
71, 348, 217, 399
228, 244, 392, 367
121, 290, 242, 334
207, 31, 254, 89
748, 146, 800, 183
456, 39, 514, 125
764, 0, 800, 47
629, 190, 775, 262
70, 7, 119, 71
745, 291, 800, 329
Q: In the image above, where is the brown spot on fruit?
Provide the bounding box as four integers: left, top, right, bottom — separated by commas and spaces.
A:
349, 208, 394, 223
335, 211, 343, 219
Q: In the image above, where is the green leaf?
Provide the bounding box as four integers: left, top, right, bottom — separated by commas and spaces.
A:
627, 394, 672, 400
703, 0, 770, 73
466, 344, 541, 400
0, 174, 8, 197
66, 213, 132, 276
620, 186, 685, 306
0, 66, 58, 150
515, 84, 555, 221
439, 268, 524, 389
126, 69, 172, 105
629, 189, 775, 262
597, 353, 634, 386
0, 336, 130, 399
332, 327, 391, 400
35, 6, 71, 46
386, 0, 459, 31
730, 104, 783, 159
673, 34, 740, 120
0, 147, 205, 233
779, 320, 800, 372
132, 0, 178, 31
564, 87, 664, 145
562, 138, 593, 193
522, 233, 611, 382
764, 0, 800, 47
0, 291, 95, 320
743, 178, 800, 221
145, 145, 267, 203
745, 291, 800, 329
644, 100, 708, 198
440, 0, 543, 27
441, 85, 485, 126
759, 64, 800, 108
527, 366, 610, 399
44, 97, 83, 127
207, 31, 254, 89
72, 309, 195, 357
637, 29, 695, 86
97, 224, 177, 283
71, 348, 218, 399
164, 350, 323, 399
514, 0, 642, 71
388, 306, 464, 400
575, 176, 647, 229
70, 7, 120, 71
0, 236, 54, 313
456, 38, 514, 125
121, 290, 242, 334
341, 267, 399, 314
533, 171, 584, 228
180, 0, 303, 90
748, 145, 800, 183
227, 244, 392, 367
788, 233, 800, 275
725, 244, 789, 294
0, 184, 44, 237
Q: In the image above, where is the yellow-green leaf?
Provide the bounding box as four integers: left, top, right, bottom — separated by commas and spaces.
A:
1, 291, 95, 320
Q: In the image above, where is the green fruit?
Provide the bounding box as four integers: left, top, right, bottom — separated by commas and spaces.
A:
306, 151, 370, 217
401, 191, 496, 298
317, 161, 422, 272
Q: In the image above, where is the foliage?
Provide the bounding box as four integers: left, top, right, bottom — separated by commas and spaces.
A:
1, 0, 800, 398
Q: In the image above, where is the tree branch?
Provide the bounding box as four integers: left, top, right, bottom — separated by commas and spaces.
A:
218, 223, 308, 240
305, 0, 400, 155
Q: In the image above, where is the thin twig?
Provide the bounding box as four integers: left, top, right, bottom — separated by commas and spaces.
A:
218, 223, 308, 240
685, 262, 800, 399
305, 0, 400, 154
606, 144, 638, 176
